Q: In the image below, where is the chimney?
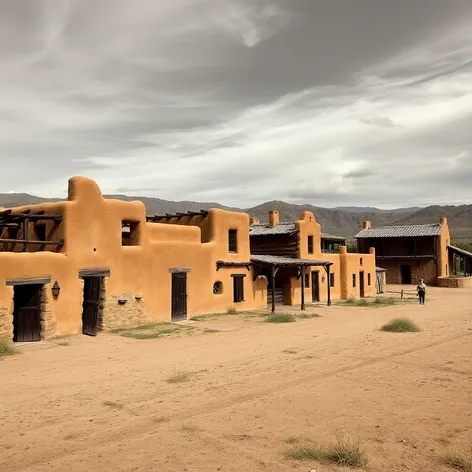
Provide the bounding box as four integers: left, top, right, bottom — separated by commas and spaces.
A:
439, 217, 447, 226
268, 210, 279, 228
249, 217, 260, 226
363, 220, 371, 230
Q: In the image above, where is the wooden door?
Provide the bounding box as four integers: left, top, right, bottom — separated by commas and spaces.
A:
311, 271, 320, 302
400, 265, 412, 284
172, 272, 187, 321
359, 271, 365, 297
82, 277, 101, 336
13, 285, 42, 342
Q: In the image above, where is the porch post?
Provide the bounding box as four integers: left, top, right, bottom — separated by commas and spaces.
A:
325, 265, 331, 306
271, 265, 277, 313
300, 266, 306, 311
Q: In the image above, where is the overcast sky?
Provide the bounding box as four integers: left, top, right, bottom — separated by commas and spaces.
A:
1, 0, 471, 208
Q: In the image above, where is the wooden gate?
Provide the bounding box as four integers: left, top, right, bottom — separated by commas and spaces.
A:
172, 272, 187, 321
82, 277, 101, 336
13, 285, 42, 342
312, 271, 320, 302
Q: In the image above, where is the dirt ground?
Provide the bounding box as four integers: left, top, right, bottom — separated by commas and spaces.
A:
1, 286, 471, 472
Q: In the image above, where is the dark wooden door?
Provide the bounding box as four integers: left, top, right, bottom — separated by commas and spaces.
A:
13, 285, 42, 342
82, 277, 101, 336
359, 271, 365, 297
172, 273, 187, 321
311, 271, 320, 302
400, 265, 412, 284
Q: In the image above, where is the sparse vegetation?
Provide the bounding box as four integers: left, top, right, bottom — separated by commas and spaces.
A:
285, 436, 301, 444
297, 313, 321, 319
0, 339, 20, 358
153, 416, 170, 424
285, 433, 368, 468
264, 313, 296, 323
380, 318, 421, 333
166, 371, 192, 384
443, 448, 472, 471
102, 401, 123, 409
111, 322, 194, 339
56, 341, 70, 346
338, 297, 404, 307
204, 328, 219, 333
180, 424, 200, 433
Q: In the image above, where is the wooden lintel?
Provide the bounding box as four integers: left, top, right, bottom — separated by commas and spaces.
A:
6, 277, 51, 286
169, 268, 191, 274
79, 268, 111, 278
0, 239, 64, 246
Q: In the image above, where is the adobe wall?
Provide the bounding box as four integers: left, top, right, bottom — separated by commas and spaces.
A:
0, 177, 267, 340
437, 277, 472, 288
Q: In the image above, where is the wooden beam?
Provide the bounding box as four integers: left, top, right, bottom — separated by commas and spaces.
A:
300, 266, 306, 311
78, 268, 111, 278
0, 239, 64, 246
325, 265, 332, 306
270, 265, 280, 313
6, 277, 51, 286
22, 217, 29, 252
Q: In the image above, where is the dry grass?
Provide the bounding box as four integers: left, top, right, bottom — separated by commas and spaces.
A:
443, 448, 472, 471
166, 371, 193, 384
380, 318, 421, 333
285, 432, 368, 468
0, 339, 20, 358
297, 313, 321, 319
339, 297, 406, 307
264, 313, 296, 323
102, 401, 123, 409
111, 322, 194, 339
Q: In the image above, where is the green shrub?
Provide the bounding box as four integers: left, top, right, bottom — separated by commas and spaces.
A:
264, 313, 296, 323
0, 339, 20, 358
380, 318, 421, 333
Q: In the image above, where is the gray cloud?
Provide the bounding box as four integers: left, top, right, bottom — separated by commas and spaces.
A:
0, 0, 472, 207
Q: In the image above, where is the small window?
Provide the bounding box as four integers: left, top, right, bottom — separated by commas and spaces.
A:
213, 281, 223, 295
330, 273, 335, 287
228, 229, 238, 253
232, 274, 245, 302
34, 223, 46, 241
304, 273, 310, 288
352, 274, 356, 288
308, 236, 314, 254
122, 221, 140, 246
368, 273, 371, 286
360, 258, 363, 266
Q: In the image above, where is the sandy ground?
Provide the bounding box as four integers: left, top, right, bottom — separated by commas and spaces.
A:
1, 286, 471, 472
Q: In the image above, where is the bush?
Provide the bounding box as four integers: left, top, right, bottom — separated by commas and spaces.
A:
264, 313, 296, 323
0, 339, 20, 358
380, 318, 421, 333
443, 448, 472, 471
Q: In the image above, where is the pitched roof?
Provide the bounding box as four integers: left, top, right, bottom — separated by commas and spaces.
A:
249, 223, 298, 236
321, 232, 346, 240
250, 254, 332, 267
355, 223, 443, 239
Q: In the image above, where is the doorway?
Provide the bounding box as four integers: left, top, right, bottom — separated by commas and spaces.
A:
82, 277, 102, 336
359, 271, 365, 298
13, 284, 42, 342
400, 265, 412, 284
311, 271, 320, 302
171, 272, 187, 321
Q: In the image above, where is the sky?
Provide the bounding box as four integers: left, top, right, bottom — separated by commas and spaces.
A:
1, 0, 472, 209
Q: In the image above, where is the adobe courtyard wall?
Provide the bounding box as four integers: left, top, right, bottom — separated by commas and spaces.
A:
437, 276, 472, 288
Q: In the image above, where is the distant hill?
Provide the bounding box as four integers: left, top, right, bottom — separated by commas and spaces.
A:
0, 193, 470, 243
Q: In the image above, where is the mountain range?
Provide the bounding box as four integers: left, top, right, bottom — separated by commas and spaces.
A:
1, 193, 471, 243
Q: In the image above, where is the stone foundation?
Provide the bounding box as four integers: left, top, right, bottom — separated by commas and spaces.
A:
437, 276, 472, 288
40, 284, 57, 339
0, 300, 13, 340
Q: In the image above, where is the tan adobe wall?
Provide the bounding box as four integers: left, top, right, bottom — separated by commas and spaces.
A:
437, 277, 472, 288
0, 177, 267, 339
437, 217, 451, 277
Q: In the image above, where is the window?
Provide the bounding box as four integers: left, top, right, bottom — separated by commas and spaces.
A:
330, 273, 335, 287
213, 281, 223, 295
304, 273, 310, 288
360, 258, 363, 266
368, 273, 371, 286
34, 223, 46, 241
352, 274, 356, 288
232, 275, 245, 302
308, 236, 314, 254
122, 221, 140, 246
228, 229, 238, 253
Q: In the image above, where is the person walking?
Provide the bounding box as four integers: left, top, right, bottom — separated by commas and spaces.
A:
417, 279, 426, 305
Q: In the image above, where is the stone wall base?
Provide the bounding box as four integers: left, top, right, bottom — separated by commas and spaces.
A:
437, 277, 472, 288
102, 292, 146, 330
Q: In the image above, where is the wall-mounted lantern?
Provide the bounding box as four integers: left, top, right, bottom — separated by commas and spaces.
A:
51, 281, 61, 297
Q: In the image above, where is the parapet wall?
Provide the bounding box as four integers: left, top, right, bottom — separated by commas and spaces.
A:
437, 277, 472, 288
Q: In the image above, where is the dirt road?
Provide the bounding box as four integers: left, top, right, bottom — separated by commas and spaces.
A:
1, 286, 471, 472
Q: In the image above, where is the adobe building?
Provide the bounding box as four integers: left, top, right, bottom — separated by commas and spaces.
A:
355, 219, 452, 286
249, 210, 378, 310
0, 177, 268, 342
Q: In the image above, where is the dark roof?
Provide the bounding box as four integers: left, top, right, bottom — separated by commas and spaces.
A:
249, 223, 298, 236
250, 254, 332, 267
321, 232, 346, 240
356, 223, 443, 239
376, 267, 387, 272
448, 245, 472, 259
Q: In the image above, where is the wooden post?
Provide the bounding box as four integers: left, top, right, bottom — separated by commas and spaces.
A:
23, 217, 29, 252
325, 265, 331, 306
271, 265, 277, 313
300, 266, 306, 311
401, 289, 404, 299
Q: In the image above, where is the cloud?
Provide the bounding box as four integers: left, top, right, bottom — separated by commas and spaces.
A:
0, 0, 471, 208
